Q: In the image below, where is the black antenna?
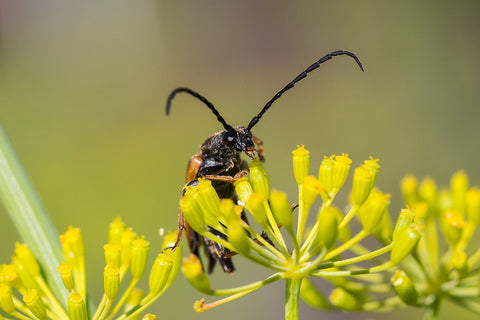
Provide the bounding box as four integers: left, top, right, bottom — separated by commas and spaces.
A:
247, 50, 364, 130
166, 87, 235, 132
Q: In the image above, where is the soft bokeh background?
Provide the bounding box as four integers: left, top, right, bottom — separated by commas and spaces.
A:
1, 1, 480, 319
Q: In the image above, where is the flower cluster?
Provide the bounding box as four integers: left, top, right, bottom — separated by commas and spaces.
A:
390, 171, 480, 318
179, 145, 421, 319
0, 218, 180, 320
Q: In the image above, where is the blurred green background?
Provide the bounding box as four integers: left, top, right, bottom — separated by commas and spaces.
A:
1, 1, 480, 319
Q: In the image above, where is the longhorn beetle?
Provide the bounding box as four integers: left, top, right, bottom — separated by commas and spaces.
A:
166, 50, 364, 273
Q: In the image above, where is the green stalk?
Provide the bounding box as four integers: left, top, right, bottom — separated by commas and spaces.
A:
285, 278, 302, 320
0, 125, 66, 305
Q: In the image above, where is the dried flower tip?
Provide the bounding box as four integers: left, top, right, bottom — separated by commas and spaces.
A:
58, 262, 75, 292
245, 192, 269, 229
351, 165, 375, 206
14, 243, 40, 277
180, 195, 207, 235
234, 177, 254, 204
401, 175, 419, 208
393, 208, 416, 243
104, 243, 121, 268
358, 189, 390, 233
181, 255, 211, 294
331, 153, 352, 193
269, 190, 294, 231
391, 270, 418, 306
0, 283, 15, 314
451, 170, 469, 211
390, 225, 421, 265
329, 288, 362, 311
149, 251, 173, 296
109, 217, 126, 245
292, 145, 310, 185
249, 159, 270, 198
23, 289, 47, 320
104, 264, 120, 300
68, 291, 87, 320
466, 187, 480, 227
131, 237, 150, 280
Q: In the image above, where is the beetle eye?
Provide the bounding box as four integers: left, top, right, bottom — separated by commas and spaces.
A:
224, 132, 236, 146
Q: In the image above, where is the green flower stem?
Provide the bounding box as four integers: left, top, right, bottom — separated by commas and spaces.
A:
285, 278, 302, 320
203, 232, 286, 271
323, 230, 369, 261
209, 273, 283, 296
362, 296, 403, 311
240, 220, 287, 261
0, 125, 65, 305
316, 243, 393, 269
447, 286, 480, 298
263, 202, 289, 255
311, 261, 394, 277
338, 204, 359, 229
295, 184, 307, 245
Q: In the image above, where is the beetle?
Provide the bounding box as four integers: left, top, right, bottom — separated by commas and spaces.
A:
166, 50, 364, 273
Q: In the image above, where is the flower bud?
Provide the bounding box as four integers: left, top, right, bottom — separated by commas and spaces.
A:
131, 237, 150, 280
161, 231, 182, 289
371, 209, 393, 244
0, 283, 15, 314
441, 210, 465, 246
181, 255, 211, 294
292, 145, 310, 185
196, 179, 222, 229
363, 157, 380, 187
451, 170, 469, 212
12, 255, 37, 289
269, 190, 293, 231
68, 291, 87, 320
120, 228, 137, 271
331, 154, 352, 193
0, 265, 21, 290
318, 155, 335, 194
393, 208, 415, 243
109, 217, 126, 245
452, 250, 469, 278
14, 243, 40, 277
142, 314, 157, 320
401, 175, 419, 208
245, 192, 269, 229
149, 252, 173, 296
351, 166, 374, 206
466, 188, 480, 227
124, 289, 145, 314
315, 207, 338, 250
234, 177, 253, 204
329, 288, 362, 311
390, 225, 420, 265
357, 189, 390, 233
249, 159, 270, 198
391, 270, 418, 306
104, 264, 120, 300
420, 178, 438, 217
227, 216, 250, 256
60, 227, 85, 267
23, 289, 47, 320
180, 195, 206, 235
104, 243, 121, 268
300, 279, 331, 310
58, 262, 75, 292
303, 176, 324, 209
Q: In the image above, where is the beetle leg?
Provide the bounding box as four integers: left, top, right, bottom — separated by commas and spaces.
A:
202, 171, 247, 183
252, 135, 265, 162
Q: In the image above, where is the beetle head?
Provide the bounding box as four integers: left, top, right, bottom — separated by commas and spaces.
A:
223, 126, 256, 159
